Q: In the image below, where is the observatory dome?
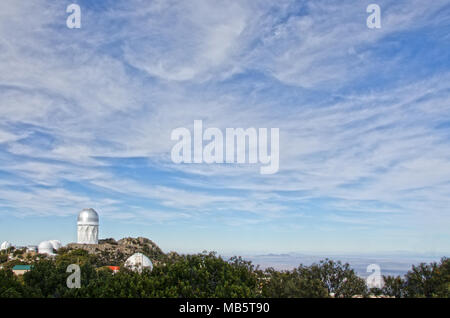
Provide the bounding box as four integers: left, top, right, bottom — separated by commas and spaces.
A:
77, 208, 99, 225
38, 241, 54, 255
49, 240, 62, 250
0, 241, 12, 250
77, 208, 99, 244
125, 253, 153, 272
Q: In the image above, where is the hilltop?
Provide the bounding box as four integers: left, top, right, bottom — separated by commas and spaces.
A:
63, 237, 165, 266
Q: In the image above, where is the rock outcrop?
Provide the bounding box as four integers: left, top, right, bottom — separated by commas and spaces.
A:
65, 237, 165, 265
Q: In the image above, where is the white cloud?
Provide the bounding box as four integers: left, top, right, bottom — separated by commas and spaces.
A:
0, 0, 449, 252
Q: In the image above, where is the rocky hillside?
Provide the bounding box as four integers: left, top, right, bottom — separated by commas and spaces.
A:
64, 237, 165, 266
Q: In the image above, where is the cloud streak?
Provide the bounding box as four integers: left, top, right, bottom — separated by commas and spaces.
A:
0, 0, 449, 253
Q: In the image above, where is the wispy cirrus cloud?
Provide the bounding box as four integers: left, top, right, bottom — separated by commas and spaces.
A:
0, 0, 449, 253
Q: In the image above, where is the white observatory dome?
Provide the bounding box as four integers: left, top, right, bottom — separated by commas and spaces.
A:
78, 208, 99, 225
0, 241, 12, 250
38, 241, 55, 255
125, 253, 153, 273
77, 208, 99, 244
49, 240, 62, 250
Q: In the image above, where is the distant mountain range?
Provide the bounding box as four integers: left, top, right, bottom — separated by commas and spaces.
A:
233, 253, 445, 278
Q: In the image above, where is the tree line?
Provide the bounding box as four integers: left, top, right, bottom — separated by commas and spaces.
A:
0, 249, 448, 298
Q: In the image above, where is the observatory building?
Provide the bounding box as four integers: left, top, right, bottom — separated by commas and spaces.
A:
0, 241, 12, 250
38, 241, 55, 255
49, 240, 62, 250
77, 208, 99, 244
125, 252, 153, 273
37, 240, 62, 255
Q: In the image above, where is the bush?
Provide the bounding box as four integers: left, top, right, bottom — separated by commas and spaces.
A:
302, 259, 368, 297
0, 251, 447, 298
405, 257, 450, 298
0, 254, 8, 264
261, 267, 328, 297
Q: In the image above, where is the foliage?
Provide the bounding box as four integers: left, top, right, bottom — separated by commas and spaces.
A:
261, 267, 328, 297
0, 269, 23, 297
0, 251, 448, 298
380, 275, 406, 298
0, 254, 8, 264
300, 259, 368, 297
404, 257, 450, 298
143, 253, 260, 298
55, 249, 100, 267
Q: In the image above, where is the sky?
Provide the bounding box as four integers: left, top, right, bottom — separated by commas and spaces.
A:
0, 0, 449, 256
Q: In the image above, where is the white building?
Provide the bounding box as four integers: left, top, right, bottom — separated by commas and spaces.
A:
125, 253, 153, 273
49, 240, 62, 251
38, 241, 55, 255
0, 241, 12, 250
77, 208, 99, 244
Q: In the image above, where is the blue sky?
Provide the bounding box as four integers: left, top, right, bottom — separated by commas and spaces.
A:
0, 0, 449, 255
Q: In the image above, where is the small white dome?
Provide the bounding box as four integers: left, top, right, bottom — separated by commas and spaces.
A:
125, 253, 153, 272
0, 241, 12, 250
38, 241, 54, 255
49, 240, 62, 250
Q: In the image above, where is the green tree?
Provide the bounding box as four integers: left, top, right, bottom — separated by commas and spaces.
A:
0, 269, 23, 297
433, 257, 450, 297
148, 252, 260, 298
261, 267, 328, 298
304, 259, 368, 297
23, 260, 68, 297
381, 275, 406, 298
405, 258, 450, 298
0, 254, 8, 263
